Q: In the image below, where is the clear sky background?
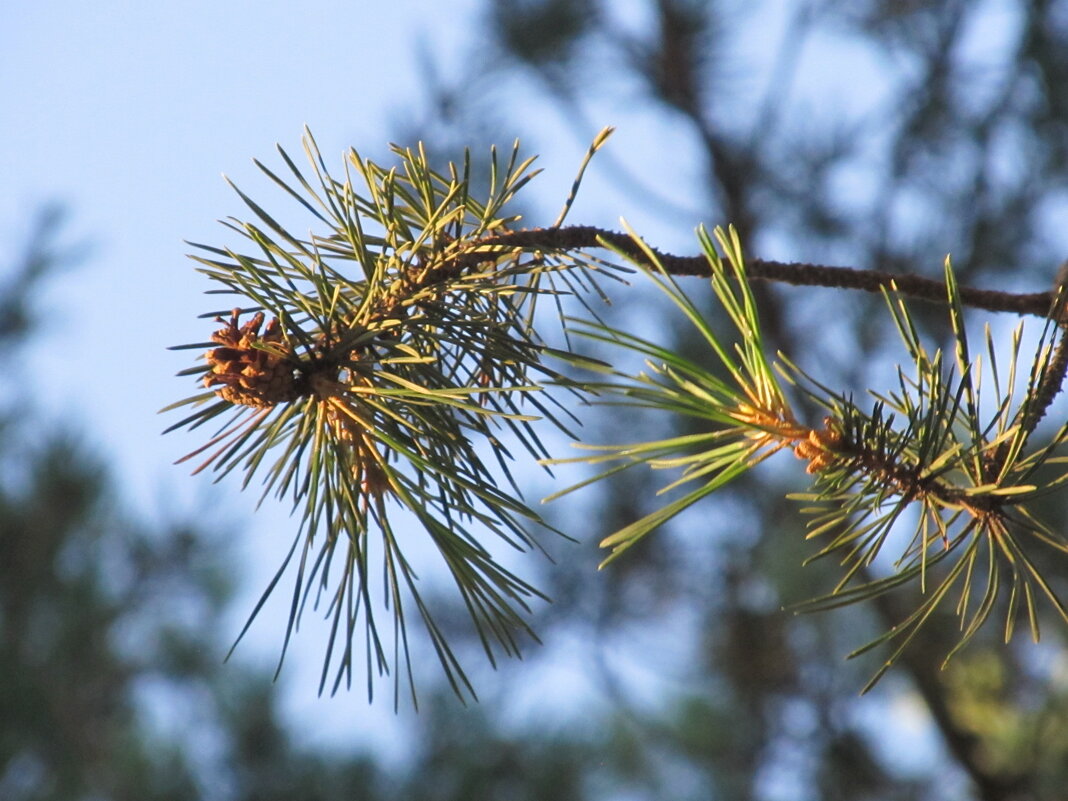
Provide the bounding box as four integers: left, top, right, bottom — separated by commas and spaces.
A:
3, 0, 480, 505
3, 0, 972, 769
2, 0, 509, 753
2, 0, 692, 510
3, 0, 714, 756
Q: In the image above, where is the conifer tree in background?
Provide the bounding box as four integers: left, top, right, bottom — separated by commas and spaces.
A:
1, 208, 199, 800
394, 3, 1068, 799
1, 210, 598, 801
164, 2, 1068, 799
8, 3, 1068, 801
0, 210, 394, 801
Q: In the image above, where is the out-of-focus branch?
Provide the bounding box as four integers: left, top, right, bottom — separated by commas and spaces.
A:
866, 587, 1033, 801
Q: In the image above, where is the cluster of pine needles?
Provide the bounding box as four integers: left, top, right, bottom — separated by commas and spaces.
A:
166, 129, 1068, 703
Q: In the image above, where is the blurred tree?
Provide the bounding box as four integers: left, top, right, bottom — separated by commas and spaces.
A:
1, 207, 200, 799
10, 1, 1068, 800
380, 1, 1068, 800
0, 208, 638, 801
0, 210, 399, 801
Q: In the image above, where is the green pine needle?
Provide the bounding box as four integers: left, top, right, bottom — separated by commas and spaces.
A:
167, 129, 613, 705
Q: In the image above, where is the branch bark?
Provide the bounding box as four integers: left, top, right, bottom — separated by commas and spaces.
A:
469, 226, 1055, 318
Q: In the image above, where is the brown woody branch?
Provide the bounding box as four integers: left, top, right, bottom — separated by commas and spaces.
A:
467, 226, 1055, 318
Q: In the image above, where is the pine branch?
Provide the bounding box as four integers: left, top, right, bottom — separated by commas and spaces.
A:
168, 129, 1068, 704
1024, 329, 1068, 433
165, 133, 617, 706
803, 420, 1006, 516
553, 226, 1068, 690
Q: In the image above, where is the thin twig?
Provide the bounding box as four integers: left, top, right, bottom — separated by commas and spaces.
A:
1019, 330, 1068, 441
466, 226, 1054, 318
1017, 273, 1068, 441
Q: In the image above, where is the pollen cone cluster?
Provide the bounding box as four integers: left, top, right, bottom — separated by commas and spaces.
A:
793, 424, 843, 474
204, 309, 300, 407
325, 399, 391, 502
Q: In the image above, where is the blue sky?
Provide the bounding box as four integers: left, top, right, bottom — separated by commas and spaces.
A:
4, 1, 474, 504
4, 0, 985, 769
3, 0, 701, 751
3, 0, 501, 748
0, 0, 843, 744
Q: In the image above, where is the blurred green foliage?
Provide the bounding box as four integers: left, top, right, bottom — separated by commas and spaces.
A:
7, 1, 1068, 800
